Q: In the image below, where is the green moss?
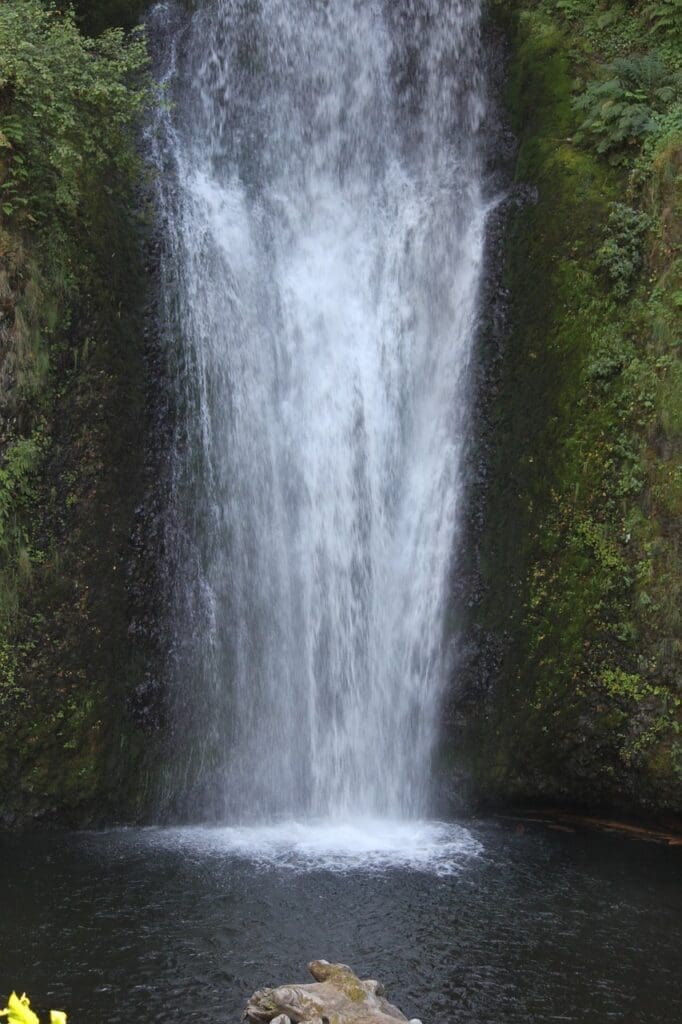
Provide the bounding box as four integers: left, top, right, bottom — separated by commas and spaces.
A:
458, 0, 682, 816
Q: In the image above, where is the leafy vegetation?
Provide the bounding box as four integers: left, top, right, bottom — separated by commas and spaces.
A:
0, 1, 149, 229
0, 1, 154, 824
574, 54, 682, 161
646, 0, 682, 46
596, 203, 652, 299
456, 0, 682, 814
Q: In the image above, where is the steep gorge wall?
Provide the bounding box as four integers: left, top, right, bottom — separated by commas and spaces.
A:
449, 0, 681, 819
0, 0, 162, 826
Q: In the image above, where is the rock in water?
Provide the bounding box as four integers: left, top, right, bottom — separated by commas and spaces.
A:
243, 961, 421, 1024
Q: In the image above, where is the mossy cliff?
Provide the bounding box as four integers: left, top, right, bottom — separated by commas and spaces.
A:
0, 1, 160, 826
448, 0, 681, 818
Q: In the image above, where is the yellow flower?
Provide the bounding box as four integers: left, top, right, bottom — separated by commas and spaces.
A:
0, 992, 40, 1024
0, 993, 66, 1024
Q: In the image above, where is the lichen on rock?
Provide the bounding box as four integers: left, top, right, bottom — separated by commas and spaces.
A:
243, 961, 422, 1024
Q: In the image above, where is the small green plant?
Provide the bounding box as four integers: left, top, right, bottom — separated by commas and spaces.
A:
574, 54, 682, 160
596, 203, 652, 298
554, 0, 592, 19
0, 430, 45, 554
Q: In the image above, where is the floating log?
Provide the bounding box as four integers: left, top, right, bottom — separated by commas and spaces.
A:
496, 810, 682, 845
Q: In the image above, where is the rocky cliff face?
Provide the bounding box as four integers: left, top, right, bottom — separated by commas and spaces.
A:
0, 0, 164, 827
446, 0, 681, 821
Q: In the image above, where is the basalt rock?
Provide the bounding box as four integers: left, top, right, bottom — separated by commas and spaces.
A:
243, 961, 423, 1024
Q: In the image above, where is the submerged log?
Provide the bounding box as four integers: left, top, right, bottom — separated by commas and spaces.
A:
243, 960, 423, 1024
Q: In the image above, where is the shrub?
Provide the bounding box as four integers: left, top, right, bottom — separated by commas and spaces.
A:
596, 203, 652, 298
574, 53, 682, 160
0, 0, 150, 226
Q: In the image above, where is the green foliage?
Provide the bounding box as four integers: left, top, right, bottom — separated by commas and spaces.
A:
647, 0, 682, 46
596, 203, 652, 298
0, 0, 150, 227
0, 430, 44, 555
574, 54, 682, 161
585, 328, 631, 386
554, 0, 591, 19
0, 636, 22, 715
0, 428, 44, 711
541, 0, 682, 66
600, 667, 661, 702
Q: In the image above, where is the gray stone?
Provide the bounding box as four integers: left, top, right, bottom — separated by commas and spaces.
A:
243, 961, 414, 1023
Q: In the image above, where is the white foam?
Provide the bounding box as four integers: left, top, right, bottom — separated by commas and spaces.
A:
133, 818, 481, 875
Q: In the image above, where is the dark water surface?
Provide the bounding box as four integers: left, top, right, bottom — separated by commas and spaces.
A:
1, 820, 680, 1023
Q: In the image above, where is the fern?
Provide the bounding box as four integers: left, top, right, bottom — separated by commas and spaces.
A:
647, 0, 682, 45
574, 54, 682, 160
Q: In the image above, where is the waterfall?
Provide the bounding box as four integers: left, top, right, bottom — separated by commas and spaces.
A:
149, 0, 489, 823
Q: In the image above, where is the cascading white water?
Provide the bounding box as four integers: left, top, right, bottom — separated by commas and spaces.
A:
150, 0, 489, 824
